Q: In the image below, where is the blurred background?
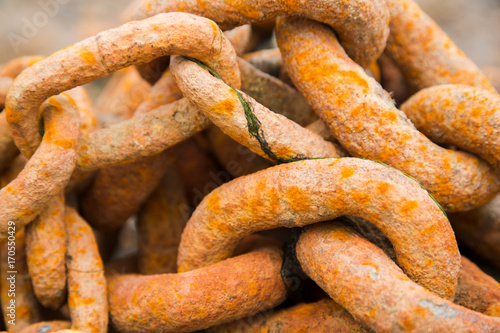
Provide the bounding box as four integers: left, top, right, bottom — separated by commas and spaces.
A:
1, 0, 500, 67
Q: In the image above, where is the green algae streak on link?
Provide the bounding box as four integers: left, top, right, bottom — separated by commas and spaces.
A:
184, 57, 306, 164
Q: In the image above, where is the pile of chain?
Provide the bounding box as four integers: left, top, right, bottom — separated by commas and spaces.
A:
1, 0, 500, 332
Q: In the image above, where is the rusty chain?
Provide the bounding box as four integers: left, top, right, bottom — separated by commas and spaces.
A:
1, 0, 500, 332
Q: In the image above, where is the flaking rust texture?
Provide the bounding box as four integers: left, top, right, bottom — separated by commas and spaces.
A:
296, 222, 500, 332
25, 193, 67, 309
401, 84, 500, 171
65, 208, 108, 333
5, 12, 240, 157
0, 94, 80, 244
108, 248, 287, 333
177, 158, 460, 299
276, 16, 500, 212
133, 0, 389, 67
384, 0, 496, 93
171, 56, 343, 163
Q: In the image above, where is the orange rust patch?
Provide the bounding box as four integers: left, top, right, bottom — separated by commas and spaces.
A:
210, 21, 218, 37
247, 281, 258, 296
212, 96, 237, 114
31, 246, 44, 256
366, 307, 376, 318
350, 105, 364, 118
225, 0, 261, 19
414, 304, 430, 317
53, 139, 75, 149
470, 107, 482, 118
53, 229, 65, 238
274, 145, 295, 157
400, 200, 419, 215
207, 191, 221, 214
377, 182, 391, 194
268, 187, 280, 215
208, 215, 234, 236
338, 70, 370, 93
47, 98, 63, 112
350, 190, 371, 205
80, 48, 97, 65
400, 316, 415, 331
285, 186, 310, 212
340, 165, 356, 179
79, 155, 91, 166
5, 107, 23, 123
383, 111, 398, 122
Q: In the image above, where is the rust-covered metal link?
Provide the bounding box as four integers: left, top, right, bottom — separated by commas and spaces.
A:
108, 247, 287, 333
384, 0, 497, 93
1, 1, 500, 331
78, 28, 203, 231
76, 98, 210, 171
209, 298, 368, 332
65, 207, 108, 333
5, 12, 240, 158
25, 193, 67, 309
296, 222, 500, 332
177, 158, 460, 299
137, 164, 188, 274
170, 55, 344, 164
0, 94, 80, 243
400, 84, 500, 171
0, 56, 45, 79
343, 216, 500, 317
133, 0, 390, 68
79, 148, 175, 231
276, 15, 500, 212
